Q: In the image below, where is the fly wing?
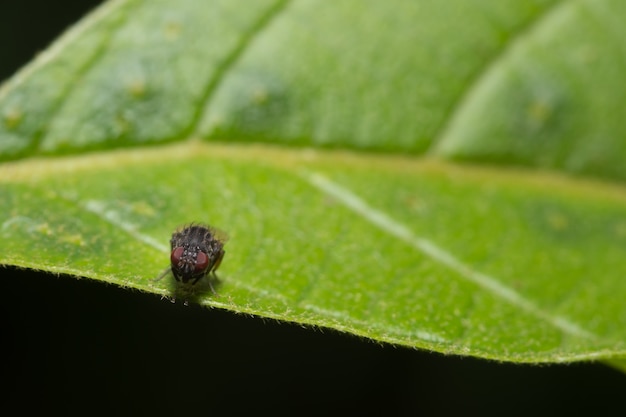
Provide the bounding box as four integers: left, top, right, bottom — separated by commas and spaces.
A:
209, 226, 229, 244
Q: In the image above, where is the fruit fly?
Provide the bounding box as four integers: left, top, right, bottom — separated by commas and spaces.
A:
157, 224, 226, 294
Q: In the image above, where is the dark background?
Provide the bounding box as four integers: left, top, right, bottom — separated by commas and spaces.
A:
2, 1, 626, 415
5, 268, 626, 416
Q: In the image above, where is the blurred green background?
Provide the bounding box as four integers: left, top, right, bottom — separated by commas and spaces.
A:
1, 1, 625, 415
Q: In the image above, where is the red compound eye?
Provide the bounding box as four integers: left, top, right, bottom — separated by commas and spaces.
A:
171, 247, 184, 265
195, 251, 209, 272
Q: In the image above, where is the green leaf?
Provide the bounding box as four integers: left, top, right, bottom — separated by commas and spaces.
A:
1, 0, 626, 365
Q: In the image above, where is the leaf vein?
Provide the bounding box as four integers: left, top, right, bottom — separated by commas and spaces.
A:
303, 171, 597, 341
20, 0, 139, 153
188, 0, 292, 137
430, 0, 568, 150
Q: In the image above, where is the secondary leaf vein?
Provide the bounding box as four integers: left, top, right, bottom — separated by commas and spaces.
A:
430, 0, 568, 149
188, 0, 291, 137
80, 198, 168, 252
25, 0, 138, 152
303, 171, 597, 341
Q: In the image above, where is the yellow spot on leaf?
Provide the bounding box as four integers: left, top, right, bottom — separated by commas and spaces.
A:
35, 222, 53, 236
164, 22, 181, 40
127, 79, 147, 98
546, 212, 568, 231
3, 108, 23, 129
60, 234, 86, 247
132, 201, 156, 217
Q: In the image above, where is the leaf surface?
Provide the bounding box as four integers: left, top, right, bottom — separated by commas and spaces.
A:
1, 0, 626, 364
